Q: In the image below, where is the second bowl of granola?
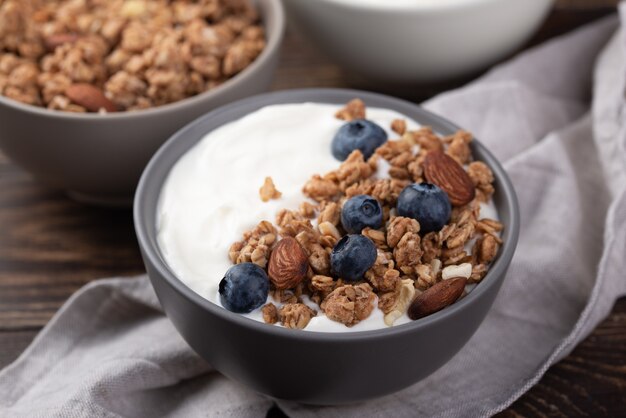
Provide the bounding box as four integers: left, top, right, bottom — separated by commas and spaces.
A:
135, 88, 519, 404
0, 0, 284, 205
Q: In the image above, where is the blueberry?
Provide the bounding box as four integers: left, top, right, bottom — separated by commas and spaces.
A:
331, 119, 388, 161
341, 194, 383, 234
330, 234, 377, 281
219, 263, 269, 313
397, 183, 451, 233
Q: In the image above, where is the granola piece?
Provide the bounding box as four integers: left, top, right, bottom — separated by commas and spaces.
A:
299, 201, 317, 218
362, 227, 388, 250
2, 60, 41, 105
144, 62, 190, 106
467, 161, 495, 202
321, 283, 376, 327
365, 249, 399, 291
476, 218, 504, 235
469, 263, 488, 284
387, 150, 414, 181
407, 159, 424, 183
335, 98, 365, 121
441, 246, 468, 266
369, 178, 409, 207
103, 49, 129, 74
391, 119, 407, 136
37, 72, 72, 105
231, 220, 277, 267
183, 21, 234, 58
259, 176, 282, 202
345, 178, 374, 199
279, 303, 316, 329
415, 263, 437, 290
438, 223, 457, 244
388, 166, 410, 180
389, 151, 414, 168
376, 139, 412, 161
296, 230, 331, 275
228, 241, 244, 263
378, 291, 398, 315
445, 221, 475, 249
243, 220, 277, 242
223, 36, 265, 76
467, 161, 493, 186
309, 247, 331, 275
336, 150, 374, 189
317, 201, 341, 226
104, 71, 148, 110
303, 174, 341, 202
275, 209, 312, 237
477, 234, 499, 264
3, 85, 40, 106
41, 36, 108, 84
271, 289, 299, 305
318, 221, 341, 241
121, 21, 156, 53
393, 232, 423, 270
47, 94, 88, 112
421, 232, 441, 263
0, 54, 21, 75
318, 234, 337, 250
262, 303, 279, 324
8, 61, 39, 88
411, 127, 444, 154
310, 275, 335, 295
446, 130, 473, 165
450, 201, 480, 225
386, 216, 420, 248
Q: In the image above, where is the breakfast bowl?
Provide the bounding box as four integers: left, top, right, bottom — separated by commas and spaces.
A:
134, 88, 520, 404
0, 0, 284, 206
284, 0, 553, 84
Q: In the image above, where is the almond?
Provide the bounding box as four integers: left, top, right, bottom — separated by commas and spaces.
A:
423, 150, 475, 206
408, 276, 467, 320
44, 33, 79, 51
65, 84, 117, 113
268, 237, 309, 290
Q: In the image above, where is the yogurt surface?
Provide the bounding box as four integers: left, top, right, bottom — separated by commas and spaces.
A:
157, 103, 498, 332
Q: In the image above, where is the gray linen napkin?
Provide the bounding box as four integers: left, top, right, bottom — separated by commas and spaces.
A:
2, 12, 625, 418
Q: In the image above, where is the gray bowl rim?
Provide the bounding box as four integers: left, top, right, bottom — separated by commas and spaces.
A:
0, 0, 285, 122
134, 87, 520, 342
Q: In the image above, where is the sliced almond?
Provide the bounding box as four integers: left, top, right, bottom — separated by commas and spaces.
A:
65, 84, 117, 113
423, 151, 475, 206
408, 276, 467, 320
384, 278, 416, 326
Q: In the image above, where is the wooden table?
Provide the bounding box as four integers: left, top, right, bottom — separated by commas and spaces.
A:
1, 1, 625, 416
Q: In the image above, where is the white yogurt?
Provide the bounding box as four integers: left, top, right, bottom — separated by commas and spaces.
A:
157, 103, 498, 332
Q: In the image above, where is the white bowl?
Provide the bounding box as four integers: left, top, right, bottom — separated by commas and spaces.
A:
284, 0, 553, 83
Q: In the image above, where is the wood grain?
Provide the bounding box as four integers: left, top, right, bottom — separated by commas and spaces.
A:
1, 2, 624, 417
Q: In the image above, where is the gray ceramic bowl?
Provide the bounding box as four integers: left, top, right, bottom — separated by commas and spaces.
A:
0, 0, 284, 206
134, 88, 520, 404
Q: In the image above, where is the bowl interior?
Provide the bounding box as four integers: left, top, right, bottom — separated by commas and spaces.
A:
134, 88, 520, 341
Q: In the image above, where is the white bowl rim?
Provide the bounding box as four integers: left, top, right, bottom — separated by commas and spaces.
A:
315, 0, 514, 12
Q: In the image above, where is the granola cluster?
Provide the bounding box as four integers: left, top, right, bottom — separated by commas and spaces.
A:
0, 0, 265, 112
229, 99, 504, 330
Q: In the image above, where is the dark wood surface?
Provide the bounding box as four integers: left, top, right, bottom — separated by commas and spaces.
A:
1, 1, 625, 417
